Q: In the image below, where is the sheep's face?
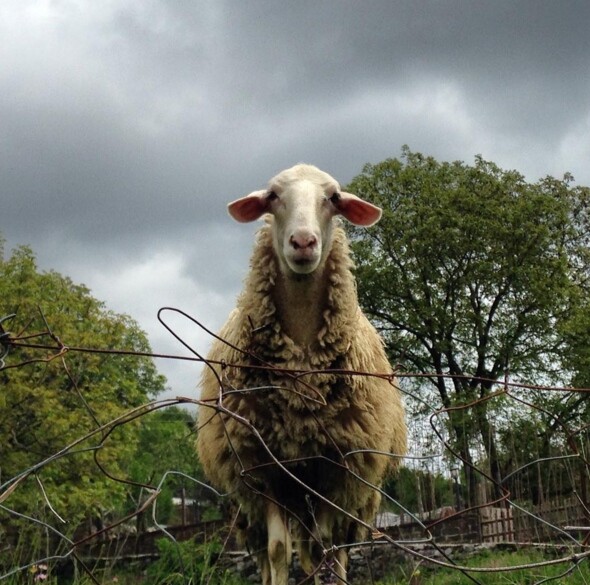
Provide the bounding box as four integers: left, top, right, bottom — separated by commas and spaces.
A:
227, 164, 382, 276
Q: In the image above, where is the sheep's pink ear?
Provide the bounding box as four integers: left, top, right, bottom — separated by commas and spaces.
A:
334, 192, 382, 226
227, 190, 269, 223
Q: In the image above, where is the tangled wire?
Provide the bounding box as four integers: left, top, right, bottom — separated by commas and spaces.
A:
1, 308, 590, 585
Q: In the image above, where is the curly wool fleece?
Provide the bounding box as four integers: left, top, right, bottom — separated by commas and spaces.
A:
197, 220, 406, 547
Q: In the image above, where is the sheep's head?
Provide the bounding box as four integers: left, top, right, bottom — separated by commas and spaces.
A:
227, 164, 381, 276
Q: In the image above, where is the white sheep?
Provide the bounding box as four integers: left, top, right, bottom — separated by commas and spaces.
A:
197, 164, 406, 585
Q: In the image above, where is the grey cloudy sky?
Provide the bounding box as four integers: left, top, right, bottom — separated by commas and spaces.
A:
2, 0, 590, 398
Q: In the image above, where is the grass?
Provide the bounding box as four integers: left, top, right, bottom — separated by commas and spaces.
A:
3, 540, 589, 585
0, 537, 249, 585
376, 547, 590, 585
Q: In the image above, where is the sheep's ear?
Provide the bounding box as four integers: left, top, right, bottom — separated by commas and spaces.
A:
334, 192, 382, 227
227, 190, 269, 223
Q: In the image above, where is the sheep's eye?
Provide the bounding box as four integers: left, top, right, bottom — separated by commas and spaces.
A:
329, 192, 341, 204
267, 191, 279, 202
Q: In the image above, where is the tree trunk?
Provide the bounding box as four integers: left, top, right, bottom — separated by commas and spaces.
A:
475, 400, 504, 502
448, 411, 478, 508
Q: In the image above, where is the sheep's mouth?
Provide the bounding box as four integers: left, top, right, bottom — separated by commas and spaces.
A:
290, 248, 320, 264
287, 256, 320, 275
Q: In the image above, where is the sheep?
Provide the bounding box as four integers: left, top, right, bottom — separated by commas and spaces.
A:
196, 164, 406, 585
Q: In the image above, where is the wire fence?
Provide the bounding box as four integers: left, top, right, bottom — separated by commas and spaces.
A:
1, 307, 590, 584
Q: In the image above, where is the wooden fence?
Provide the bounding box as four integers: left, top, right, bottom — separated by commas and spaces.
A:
513, 497, 590, 542
478, 497, 589, 543
75, 497, 590, 567
385, 497, 589, 545
480, 506, 514, 543
79, 520, 227, 562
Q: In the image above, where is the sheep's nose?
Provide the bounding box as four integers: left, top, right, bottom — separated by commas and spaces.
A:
290, 233, 317, 250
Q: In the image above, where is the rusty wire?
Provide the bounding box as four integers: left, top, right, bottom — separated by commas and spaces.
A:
1, 308, 590, 584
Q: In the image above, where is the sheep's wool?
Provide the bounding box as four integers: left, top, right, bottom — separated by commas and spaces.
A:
197, 221, 406, 549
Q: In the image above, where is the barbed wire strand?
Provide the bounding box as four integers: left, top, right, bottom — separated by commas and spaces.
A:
1, 308, 590, 585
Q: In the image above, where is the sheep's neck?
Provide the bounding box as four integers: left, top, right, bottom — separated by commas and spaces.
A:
273, 269, 328, 350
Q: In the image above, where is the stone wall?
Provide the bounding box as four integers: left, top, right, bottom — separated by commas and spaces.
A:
218, 541, 488, 584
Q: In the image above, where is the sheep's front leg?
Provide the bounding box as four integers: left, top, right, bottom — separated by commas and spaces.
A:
298, 542, 322, 585
266, 502, 292, 585
258, 552, 271, 585
333, 548, 348, 583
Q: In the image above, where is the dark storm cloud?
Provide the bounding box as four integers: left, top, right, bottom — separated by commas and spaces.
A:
3, 0, 589, 255
2, 0, 589, 395
214, 2, 590, 119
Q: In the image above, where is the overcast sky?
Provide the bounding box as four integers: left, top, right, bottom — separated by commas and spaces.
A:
3, 0, 590, 400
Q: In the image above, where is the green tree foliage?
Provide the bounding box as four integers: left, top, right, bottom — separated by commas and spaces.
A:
0, 242, 166, 539
346, 148, 590, 505
127, 406, 205, 526
384, 466, 454, 514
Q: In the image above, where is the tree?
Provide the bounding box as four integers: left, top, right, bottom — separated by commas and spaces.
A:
346, 148, 590, 506
383, 466, 454, 514
127, 406, 205, 527
0, 242, 166, 557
